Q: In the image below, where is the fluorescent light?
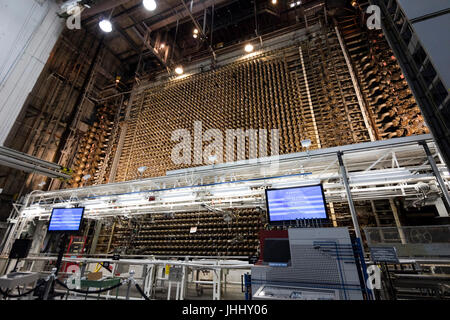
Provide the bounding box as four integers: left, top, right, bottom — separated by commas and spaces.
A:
99, 19, 112, 32
161, 192, 195, 202
244, 44, 254, 53
175, 66, 184, 75
211, 187, 253, 197
270, 179, 321, 189
143, 0, 157, 11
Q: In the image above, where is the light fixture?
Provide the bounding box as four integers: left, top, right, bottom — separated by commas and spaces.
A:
271, 0, 277, 4
99, 19, 112, 33
161, 191, 196, 202
193, 28, 199, 34
175, 66, 184, 75
137, 166, 148, 174
211, 186, 253, 197
193, 33, 198, 39
143, 0, 157, 11
244, 43, 254, 53
208, 155, 218, 163
160, 43, 165, 49
301, 139, 312, 149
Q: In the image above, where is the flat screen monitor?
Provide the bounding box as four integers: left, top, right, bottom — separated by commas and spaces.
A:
263, 239, 291, 264
48, 207, 84, 232
265, 184, 328, 223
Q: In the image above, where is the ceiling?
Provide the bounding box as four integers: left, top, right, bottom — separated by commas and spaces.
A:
71, 0, 330, 78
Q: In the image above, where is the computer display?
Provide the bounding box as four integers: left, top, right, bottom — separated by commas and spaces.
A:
265, 184, 328, 223
263, 239, 291, 264
48, 207, 84, 232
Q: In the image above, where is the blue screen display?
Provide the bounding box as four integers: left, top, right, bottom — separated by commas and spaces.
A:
266, 185, 327, 222
48, 207, 84, 232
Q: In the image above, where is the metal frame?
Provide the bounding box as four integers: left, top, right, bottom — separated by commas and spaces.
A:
1, 134, 449, 256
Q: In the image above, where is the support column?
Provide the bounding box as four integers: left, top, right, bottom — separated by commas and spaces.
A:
370, 200, 385, 242
420, 141, 450, 210
329, 202, 338, 227
389, 198, 407, 244
337, 151, 362, 239
89, 220, 103, 254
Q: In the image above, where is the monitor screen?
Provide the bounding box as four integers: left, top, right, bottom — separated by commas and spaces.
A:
265, 184, 328, 223
263, 239, 291, 264
48, 207, 84, 232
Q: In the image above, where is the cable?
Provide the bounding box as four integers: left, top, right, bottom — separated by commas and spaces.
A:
134, 282, 151, 301
55, 278, 123, 294
0, 281, 45, 298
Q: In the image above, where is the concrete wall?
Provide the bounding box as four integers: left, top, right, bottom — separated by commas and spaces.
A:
0, 0, 64, 145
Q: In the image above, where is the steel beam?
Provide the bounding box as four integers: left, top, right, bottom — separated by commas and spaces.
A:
337, 151, 362, 240
420, 141, 450, 209
0, 147, 70, 179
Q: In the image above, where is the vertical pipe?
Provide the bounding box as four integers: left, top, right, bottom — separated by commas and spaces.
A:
337, 151, 362, 240
299, 47, 321, 148
334, 25, 376, 142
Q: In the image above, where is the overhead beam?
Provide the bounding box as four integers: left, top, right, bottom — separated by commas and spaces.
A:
147, 0, 231, 32
82, 0, 131, 19
0, 147, 71, 179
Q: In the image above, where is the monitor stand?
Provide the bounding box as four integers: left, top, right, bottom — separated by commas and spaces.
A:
42, 233, 69, 300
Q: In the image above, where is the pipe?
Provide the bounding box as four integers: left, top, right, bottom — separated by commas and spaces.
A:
298, 47, 321, 148
334, 25, 376, 142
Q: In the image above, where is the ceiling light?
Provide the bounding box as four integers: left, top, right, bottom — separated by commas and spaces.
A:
143, 0, 157, 11
175, 66, 184, 75
244, 43, 254, 53
99, 19, 112, 33
160, 43, 165, 49
193, 33, 198, 39
271, 0, 277, 4
193, 28, 199, 34
290, 3, 295, 7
